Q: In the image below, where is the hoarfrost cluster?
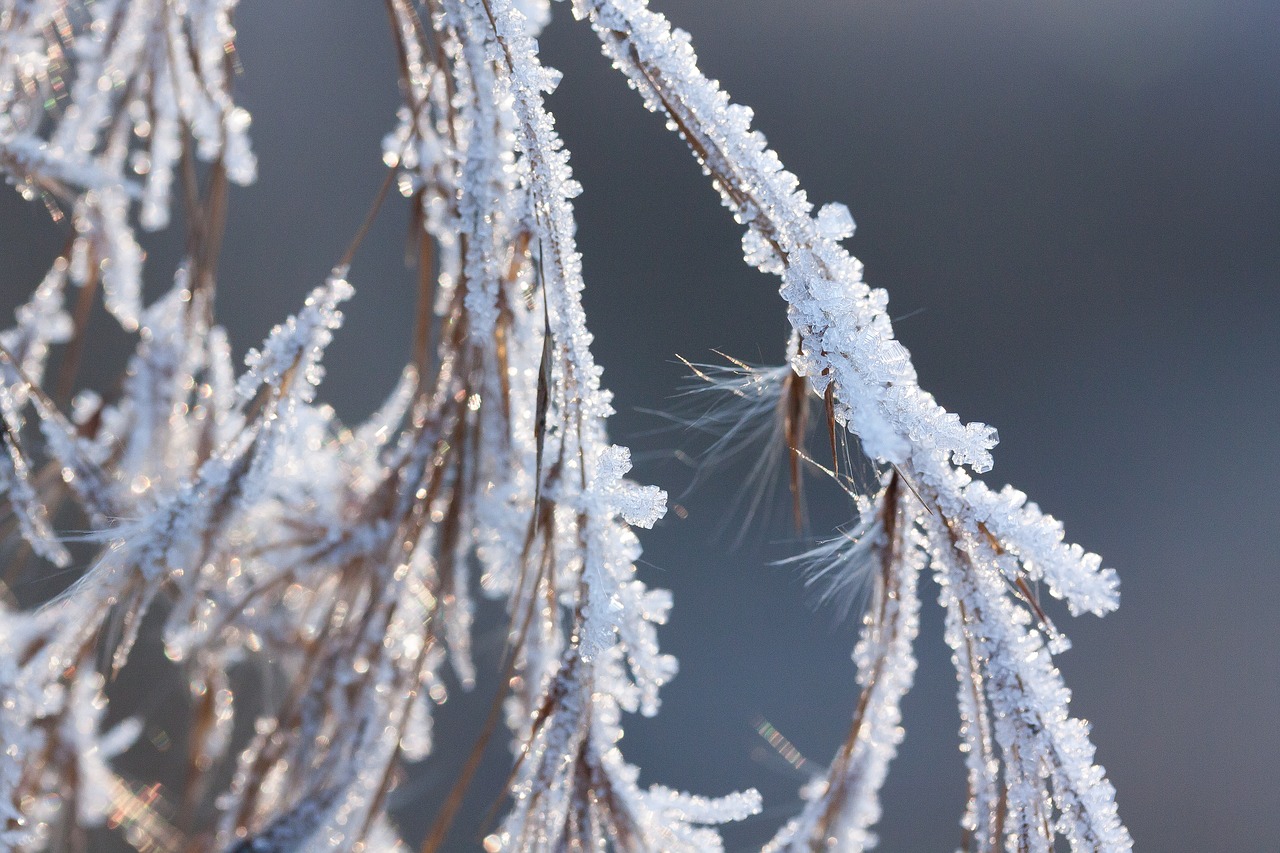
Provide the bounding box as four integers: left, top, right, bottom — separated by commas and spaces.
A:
0, 1, 1129, 851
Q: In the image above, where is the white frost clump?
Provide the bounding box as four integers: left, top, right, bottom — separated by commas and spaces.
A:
0, 1, 1127, 851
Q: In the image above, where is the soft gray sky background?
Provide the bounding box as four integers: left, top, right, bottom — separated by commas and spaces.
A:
1, 1, 1277, 850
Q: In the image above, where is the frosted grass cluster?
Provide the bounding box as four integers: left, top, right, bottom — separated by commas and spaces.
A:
0, 1, 1129, 851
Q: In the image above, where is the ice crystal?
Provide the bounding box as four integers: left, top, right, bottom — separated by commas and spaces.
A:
0, 1, 1127, 850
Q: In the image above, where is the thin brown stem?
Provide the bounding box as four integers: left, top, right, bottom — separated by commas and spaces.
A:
336, 167, 397, 271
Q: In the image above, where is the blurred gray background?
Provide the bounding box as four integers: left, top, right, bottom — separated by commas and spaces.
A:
2, 0, 1277, 849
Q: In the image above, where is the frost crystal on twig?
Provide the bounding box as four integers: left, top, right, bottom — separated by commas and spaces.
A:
574, 0, 1129, 847
0, 1, 1127, 850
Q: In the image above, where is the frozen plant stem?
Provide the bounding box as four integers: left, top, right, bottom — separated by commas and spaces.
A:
0, 1, 1128, 852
